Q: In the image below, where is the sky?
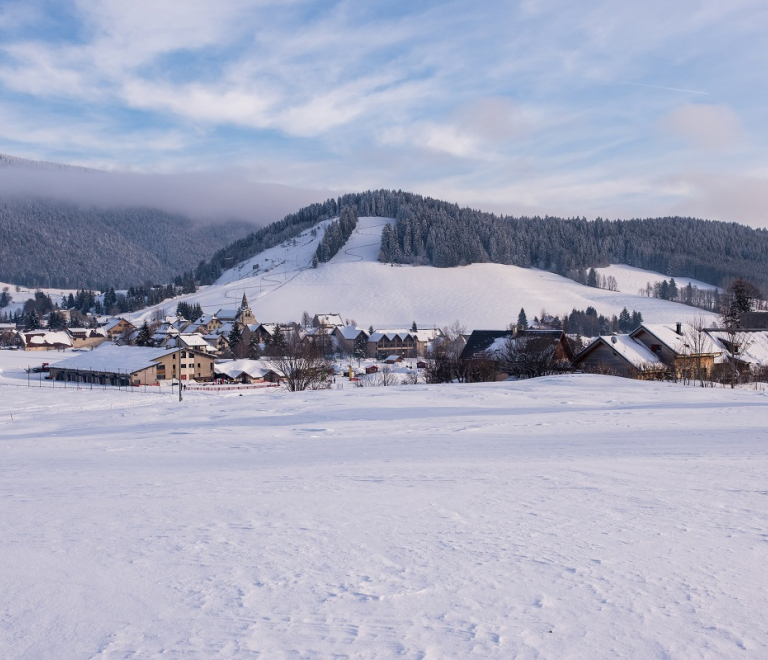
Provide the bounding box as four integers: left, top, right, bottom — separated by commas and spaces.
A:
1, 0, 767, 226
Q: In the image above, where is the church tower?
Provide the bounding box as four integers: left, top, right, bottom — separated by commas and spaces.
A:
236, 293, 256, 326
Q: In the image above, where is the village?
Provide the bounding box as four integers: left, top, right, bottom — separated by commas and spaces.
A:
3, 287, 768, 391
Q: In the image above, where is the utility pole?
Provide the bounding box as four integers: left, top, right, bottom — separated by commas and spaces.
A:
178, 343, 183, 402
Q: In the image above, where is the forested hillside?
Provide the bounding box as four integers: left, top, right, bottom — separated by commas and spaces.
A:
194, 189, 768, 291
0, 198, 254, 288
377, 194, 768, 291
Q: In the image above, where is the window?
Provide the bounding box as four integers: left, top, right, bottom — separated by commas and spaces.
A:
651, 344, 661, 352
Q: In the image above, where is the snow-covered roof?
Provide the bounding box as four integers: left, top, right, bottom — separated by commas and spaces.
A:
26, 331, 73, 347
252, 323, 279, 335
216, 309, 239, 321
412, 328, 441, 342
707, 330, 768, 366
68, 327, 106, 337
336, 325, 367, 340
103, 317, 130, 332
314, 313, 343, 327
51, 345, 167, 373
214, 359, 277, 380
596, 335, 664, 369
369, 329, 413, 342
633, 324, 721, 356
179, 333, 213, 348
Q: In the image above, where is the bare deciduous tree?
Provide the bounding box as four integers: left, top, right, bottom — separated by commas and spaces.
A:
682, 315, 712, 386
268, 334, 332, 391
497, 333, 560, 379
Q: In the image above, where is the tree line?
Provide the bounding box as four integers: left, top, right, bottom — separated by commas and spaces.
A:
314, 205, 359, 264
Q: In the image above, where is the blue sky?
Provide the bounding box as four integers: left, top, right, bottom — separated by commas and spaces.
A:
1, 0, 767, 225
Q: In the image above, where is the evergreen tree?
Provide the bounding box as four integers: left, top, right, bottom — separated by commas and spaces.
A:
248, 332, 262, 359
517, 308, 528, 329
618, 307, 632, 333
48, 310, 67, 330
266, 325, 288, 356
668, 278, 678, 301
25, 310, 41, 329
228, 324, 243, 352
411, 321, 418, 332
660, 280, 670, 300
136, 321, 154, 347
103, 287, 117, 313
729, 278, 759, 315
587, 268, 598, 287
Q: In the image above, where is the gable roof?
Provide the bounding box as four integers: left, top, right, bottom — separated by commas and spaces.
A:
179, 333, 214, 348
460, 330, 512, 360
214, 359, 277, 380
24, 330, 73, 348
631, 323, 721, 356
52, 344, 214, 374
216, 309, 239, 321
369, 329, 414, 342
575, 335, 665, 370
335, 325, 368, 340
707, 329, 768, 366
460, 329, 566, 360
103, 317, 131, 332
314, 313, 343, 327
52, 344, 165, 373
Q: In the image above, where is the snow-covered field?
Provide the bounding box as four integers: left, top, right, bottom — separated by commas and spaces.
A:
0, 281, 79, 315
130, 217, 718, 329
595, 264, 719, 296
2, 351, 768, 657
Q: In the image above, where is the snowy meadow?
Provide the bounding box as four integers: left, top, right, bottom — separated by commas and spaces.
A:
2, 369, 768, 658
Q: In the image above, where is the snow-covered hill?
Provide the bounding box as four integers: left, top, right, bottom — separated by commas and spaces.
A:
132, 217, 719, 328
0, 281, 79, 316
595, 264, 719, 296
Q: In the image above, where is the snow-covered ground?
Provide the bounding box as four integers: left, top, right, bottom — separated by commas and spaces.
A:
1, 349, 768, 657
0, 281, 79, 315
130, 217, 719, 329
595, 264, 720, 296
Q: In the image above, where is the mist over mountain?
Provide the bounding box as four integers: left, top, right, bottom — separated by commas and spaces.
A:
0, 153, 333, 289
0, 197, 256, 289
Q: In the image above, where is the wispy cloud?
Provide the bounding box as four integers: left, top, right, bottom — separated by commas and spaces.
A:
0, 0, 767, 225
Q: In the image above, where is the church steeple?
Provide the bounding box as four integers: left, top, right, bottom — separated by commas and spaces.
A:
235, 292, 256, 326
